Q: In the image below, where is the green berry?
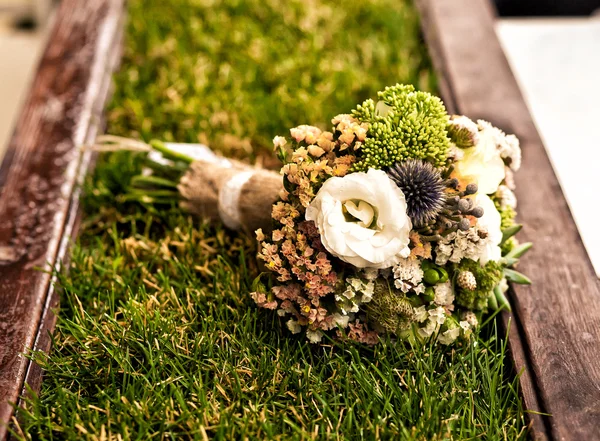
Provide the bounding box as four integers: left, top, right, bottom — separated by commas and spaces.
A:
423, 287, 435, 303
424, 269, 440, 285
437, 268, 449, 283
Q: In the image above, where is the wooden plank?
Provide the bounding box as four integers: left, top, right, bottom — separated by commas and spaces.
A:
0, 1, 124, 438
15, 23, 124, 419
501, 308, 550, 440
416, 1, 600, 440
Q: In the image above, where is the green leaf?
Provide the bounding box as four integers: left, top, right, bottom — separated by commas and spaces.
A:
500, 257, 519, 267
494, 285, 511, 312
251, 272, 269, 292
504, 268, 532, 285
487, 290, 499, 310
501, 224, 522, 245
505, 242, 533, 260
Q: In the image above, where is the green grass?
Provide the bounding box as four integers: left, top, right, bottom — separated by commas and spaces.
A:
14, 0, 527, 439
105, 0, 435, 158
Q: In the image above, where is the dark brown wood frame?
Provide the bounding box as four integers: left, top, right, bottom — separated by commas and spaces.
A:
1, 0, 598, 439
0, 0, 124, 439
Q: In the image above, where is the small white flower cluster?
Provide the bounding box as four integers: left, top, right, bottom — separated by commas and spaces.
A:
288, 311, 352, 344
412, 303, 476, 345
462, 311, 478, 328
456, 311, 478, 342
477, 120, 521, 171
435, 227, 491, 266
433, 281, 454, 306
496, 184, 517, 210
438, 327, 462, 345
448, 144, 465, 161
414, 306, 446, 338
392, 258, 424, 294
287, 319, 302, 334
305, 328, 323, 343
335, 276, 375, 315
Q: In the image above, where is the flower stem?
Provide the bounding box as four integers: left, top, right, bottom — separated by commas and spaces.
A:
149, 139, 195, 164
131, 175, 179, 189
123, 189, 181, 200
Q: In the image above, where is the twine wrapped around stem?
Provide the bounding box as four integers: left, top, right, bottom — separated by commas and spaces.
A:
178, 159, 282, 235
91, 137, 283, 235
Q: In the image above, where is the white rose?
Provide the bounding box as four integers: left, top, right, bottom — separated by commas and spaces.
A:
305, 169, 412, 269
454, 125, 505, 194
474, 193, 503, 265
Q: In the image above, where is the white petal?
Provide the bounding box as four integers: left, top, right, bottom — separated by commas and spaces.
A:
344, 200, 375, 227
304, 169, 412, 270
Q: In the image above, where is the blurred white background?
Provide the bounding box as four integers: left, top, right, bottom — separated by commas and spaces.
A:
0, 0, 53, 160
498, 16, 600, 277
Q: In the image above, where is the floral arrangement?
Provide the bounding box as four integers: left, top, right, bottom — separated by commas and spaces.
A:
96, 83, 531, 346
250, 84, 531, 345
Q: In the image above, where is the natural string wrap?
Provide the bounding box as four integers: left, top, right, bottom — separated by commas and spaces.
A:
218, 171, 256, 230
167, 144, 283, 235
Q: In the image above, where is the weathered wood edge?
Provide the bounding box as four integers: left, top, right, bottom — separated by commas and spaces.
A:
0, 1, 125, 439
14, 20, 125, 424
416, 1, 600, 440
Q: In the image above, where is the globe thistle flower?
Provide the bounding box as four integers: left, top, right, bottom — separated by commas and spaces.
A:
387, 159, 446, 227
387, 158, 487, 236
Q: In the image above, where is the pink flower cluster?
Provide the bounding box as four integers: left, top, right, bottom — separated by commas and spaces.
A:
343, 321, 379, 345
279, 120, 361, 208
255, 220, 339, 332
252, 115, 376, 340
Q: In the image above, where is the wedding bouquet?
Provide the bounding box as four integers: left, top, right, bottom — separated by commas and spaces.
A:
97, 84, 531, 345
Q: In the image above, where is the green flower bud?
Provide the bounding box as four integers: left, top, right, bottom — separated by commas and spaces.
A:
352, 84, 450, 171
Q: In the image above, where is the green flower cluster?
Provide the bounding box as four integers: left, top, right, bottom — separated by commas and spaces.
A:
494, 198, 518, 254
351, 84, 450, 171
455, 259, 504, 310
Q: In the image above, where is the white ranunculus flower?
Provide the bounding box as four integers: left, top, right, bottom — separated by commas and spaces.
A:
305, 169, 412, 269
474, 193, 503, 265
454, 125, 505, 194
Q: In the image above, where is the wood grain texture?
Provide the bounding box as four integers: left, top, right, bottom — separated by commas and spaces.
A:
417, 1, 600, 440
0, 0, 124, 438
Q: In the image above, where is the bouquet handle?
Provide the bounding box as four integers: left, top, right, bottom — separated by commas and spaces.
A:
177, 156, 282, 235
